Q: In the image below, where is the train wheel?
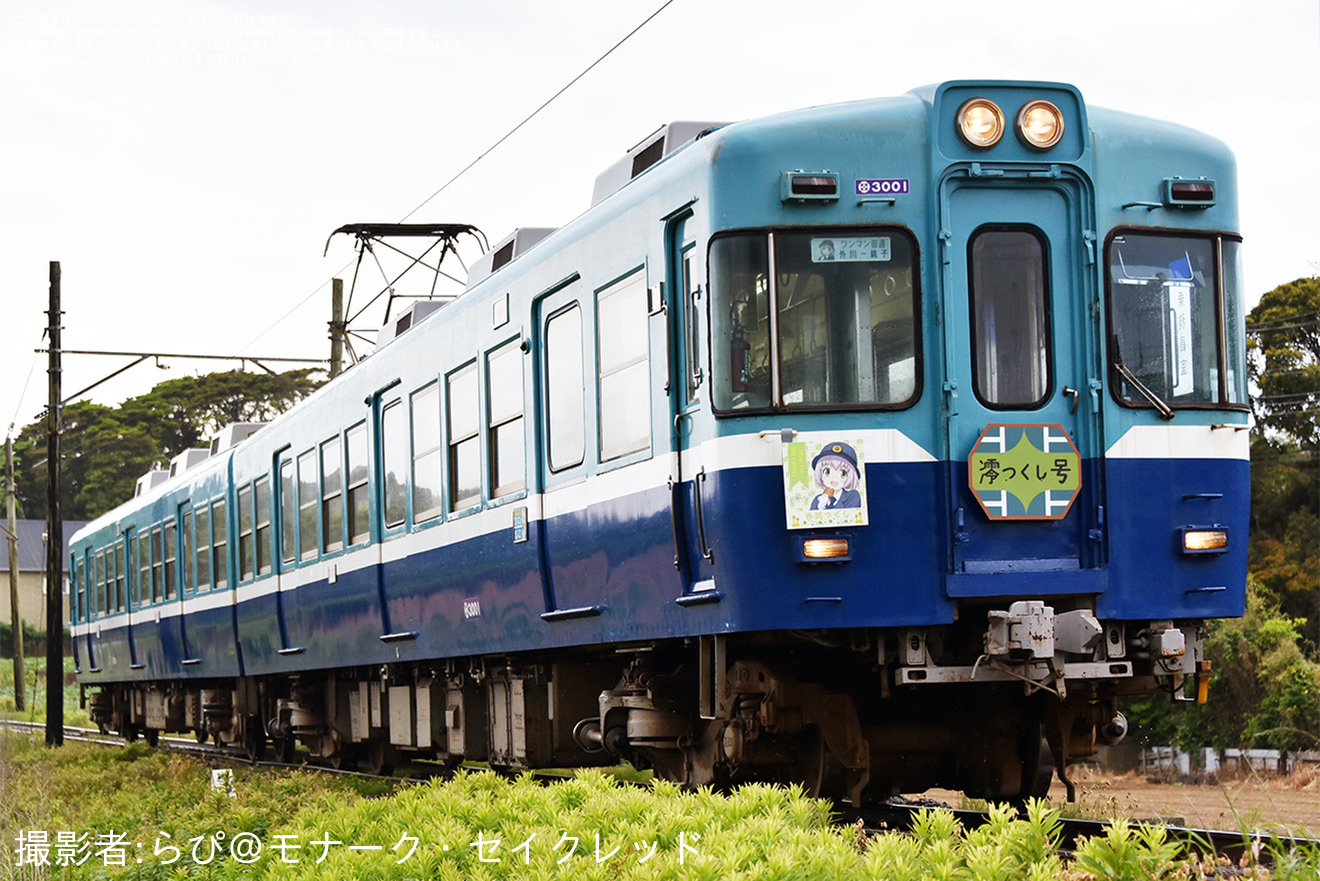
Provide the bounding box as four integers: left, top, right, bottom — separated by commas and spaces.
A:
195, 728, 209, 745
243, 715, 266, 762
329, 749, 358, 772
123, 724, 140, 744
788, 727, 845, 799
274, 735, 296, 764
145, 728, 160, 747
365, 739, 395, 776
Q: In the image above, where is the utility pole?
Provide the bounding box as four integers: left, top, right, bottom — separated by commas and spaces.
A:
329, 278, 344, 380
45, 261, 63, 747
6, 437, 23, 712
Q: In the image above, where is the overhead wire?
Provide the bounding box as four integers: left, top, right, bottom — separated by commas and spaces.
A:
235, 0, 676, 358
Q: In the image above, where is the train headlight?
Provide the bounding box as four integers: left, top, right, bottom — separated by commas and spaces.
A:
956, 98, 1004, 149
1181, 527, 1229, 554
1016, 100, 1064, 150
797, 535, 851, 562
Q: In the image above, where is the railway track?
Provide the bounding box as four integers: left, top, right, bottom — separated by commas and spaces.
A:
6, 718, 1315, 869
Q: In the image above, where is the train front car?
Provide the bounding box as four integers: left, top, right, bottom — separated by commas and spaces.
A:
598, 81, 1248, 804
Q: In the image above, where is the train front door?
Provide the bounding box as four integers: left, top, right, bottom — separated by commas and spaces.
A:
938, 175, 1106, 595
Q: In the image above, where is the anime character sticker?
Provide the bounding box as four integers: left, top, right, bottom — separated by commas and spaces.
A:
783, 436, 868, 529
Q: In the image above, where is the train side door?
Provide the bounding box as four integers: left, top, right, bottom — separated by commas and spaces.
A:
534, 279, 606, 617
664, 212, 717, 595
939, 176, 1106, 593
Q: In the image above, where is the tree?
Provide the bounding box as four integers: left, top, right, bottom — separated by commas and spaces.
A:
1247, 276, 1320, 450
12, 368, 323, 521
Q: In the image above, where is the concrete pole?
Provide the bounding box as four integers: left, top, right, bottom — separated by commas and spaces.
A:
45, 261, 63, 746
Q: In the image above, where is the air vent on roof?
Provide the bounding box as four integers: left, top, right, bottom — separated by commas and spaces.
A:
134, 470, 169, 497
375, 299, 448, 350
591, 120, 727, 206
208, 422, 266, 456
169, 448, 210, 478
465, 227, 557, 288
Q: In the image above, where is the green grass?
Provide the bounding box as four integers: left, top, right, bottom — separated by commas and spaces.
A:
7, 732, 1313, 880
0, 655, 90, 728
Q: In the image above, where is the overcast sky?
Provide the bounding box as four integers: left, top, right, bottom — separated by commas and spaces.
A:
2, 0, 1318, 438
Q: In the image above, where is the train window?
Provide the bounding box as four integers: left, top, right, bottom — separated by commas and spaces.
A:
136, 532, 150, 605
346, 422, 370, 544
684, 250, 703, 405
163, 520, 178, 600
411, 383, 443, 522
151, 526, 165, 602
196, 504, 212, 592
546, 305, 586, 471
597, 271, 651, 460
75, 555, 86, 621
487, 340, 525, 497
254, 475, 272, 575
297, 450, 318, 560
969, 228, 1051, 409
116, 540, 126, 610
381, 399, 408, 528
321, 437, 344, 552
448, 363, 481, 511
1222, 240, 1248, 405
94, 551, 105, 616
711, 229, 920, 411
238, 485, 254, 582
212, 499, 228, 590
182, 511, 195, 594
279, 458, 296, 565
1107, 232, 1244, 409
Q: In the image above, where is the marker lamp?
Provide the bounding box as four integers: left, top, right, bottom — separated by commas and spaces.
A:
1016, 99, 1064, 150
1182, 528, 1229, 554
800, 538, 851, 560
956, 98, 1004, 149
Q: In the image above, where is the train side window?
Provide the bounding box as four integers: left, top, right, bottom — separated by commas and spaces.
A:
75, 554, 86, 621
116, 539, 126, 610
683, 250, 703, 405
969, 228, 1051, 409
163, 520, 178, 600
487, 339, 525, 498
237, 485, 254, 582
346, 422, 369, 545
151, 526, 165, 602
254, 475, 272, 575
597, 271, 650, 460
297, 450, 318, 560
94, 550, 106, 615
381, 399, 408, 529
279, 457, 296, 566
181, 510, 195, 595
136, 532, 150, 605
448, 363, 481, 511
196, 504, 212, 592
411, 383, 443, 523
546, 304, 586, 471
321, 436, 344, 552
211, 499, 228, 590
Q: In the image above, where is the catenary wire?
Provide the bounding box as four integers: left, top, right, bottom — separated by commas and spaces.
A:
235, 0, 677, 358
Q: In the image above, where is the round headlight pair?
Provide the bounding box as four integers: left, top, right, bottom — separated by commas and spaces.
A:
956, 98, 1064, 150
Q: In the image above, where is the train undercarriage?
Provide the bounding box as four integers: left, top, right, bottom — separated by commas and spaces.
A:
86, 604, 1204, 803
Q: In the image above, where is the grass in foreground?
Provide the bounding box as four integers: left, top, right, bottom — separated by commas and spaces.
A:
6, 733, 1319, 880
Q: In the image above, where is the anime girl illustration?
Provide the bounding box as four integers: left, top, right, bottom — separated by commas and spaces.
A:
809, 442, 862, 510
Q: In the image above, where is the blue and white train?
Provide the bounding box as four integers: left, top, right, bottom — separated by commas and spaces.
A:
71, 81, 1248, 803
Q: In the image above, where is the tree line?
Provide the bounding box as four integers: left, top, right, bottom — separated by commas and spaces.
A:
10, 369, 322, 521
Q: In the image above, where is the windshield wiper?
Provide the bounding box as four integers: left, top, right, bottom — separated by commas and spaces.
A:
1113, 361, 1175, 421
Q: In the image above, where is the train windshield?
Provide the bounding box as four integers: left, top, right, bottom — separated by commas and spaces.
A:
1107, 232, 1246, 410
710, 228, 919, 412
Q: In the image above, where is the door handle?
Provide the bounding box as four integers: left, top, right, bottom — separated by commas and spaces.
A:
1062, 386, 1080, 415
